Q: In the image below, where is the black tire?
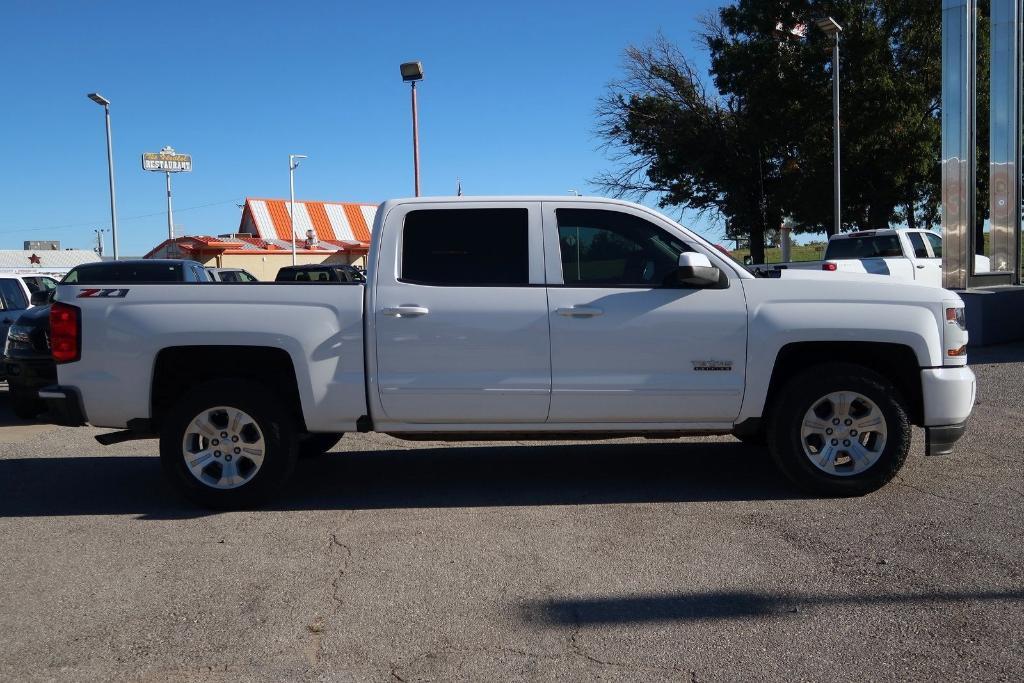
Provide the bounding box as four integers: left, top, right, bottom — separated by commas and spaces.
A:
298, 432, 344, 458
9, 384, 43, 420
767, 362, 911, 496
159, 379, 298, 508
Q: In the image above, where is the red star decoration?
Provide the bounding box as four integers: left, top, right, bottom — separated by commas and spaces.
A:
28, 253, 41, 265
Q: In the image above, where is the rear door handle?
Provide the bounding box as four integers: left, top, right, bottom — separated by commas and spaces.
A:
555, 306, 604, 318
382, 305, 429, 318
916, 264, 926, 269
1, 318, 12, 324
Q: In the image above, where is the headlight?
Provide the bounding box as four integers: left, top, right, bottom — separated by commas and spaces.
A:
4, 325, 31, 355
943, 303, 968, 365
945, 306, 966, 331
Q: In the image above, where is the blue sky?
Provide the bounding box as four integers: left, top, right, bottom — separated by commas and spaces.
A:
1, 0, 727, 255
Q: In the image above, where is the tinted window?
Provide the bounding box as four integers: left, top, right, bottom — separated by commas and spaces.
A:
0, 279, 28, 310
64, 263, 184, 283
925, 232, 942, 257
556, 209, 690, 287
278, 268, 338, 282
219, 271, 244, 282
908, 233, 930, 258
22, 277, 55, 294
825, 235, 903, 260
401, 209, 529, 285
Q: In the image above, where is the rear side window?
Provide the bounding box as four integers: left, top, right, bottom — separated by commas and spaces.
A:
825, 235, 903, 260
0, 279, 28, 310
925, 233, 942, 257
22, 277, 55, 293
907, 233, 930, 258
401, 208, 529, 286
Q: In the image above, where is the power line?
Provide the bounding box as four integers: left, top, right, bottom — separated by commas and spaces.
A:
0, 198, 243, 235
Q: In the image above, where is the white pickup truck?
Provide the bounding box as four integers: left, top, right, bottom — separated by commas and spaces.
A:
754, 228, 989, 287
42, 197, 976, 507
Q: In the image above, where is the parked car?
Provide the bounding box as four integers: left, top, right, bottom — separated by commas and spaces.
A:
0, 274, 58, 381
4, 259, 210, 419
207, 267, 258, 282
44, 197, 974, 507
275, 264, 365, 283
750, 229, 990, 287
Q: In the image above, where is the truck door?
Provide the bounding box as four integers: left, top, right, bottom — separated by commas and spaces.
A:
372, 202, 551, 424
541, 203, 747, 424
905, 231, 941, 287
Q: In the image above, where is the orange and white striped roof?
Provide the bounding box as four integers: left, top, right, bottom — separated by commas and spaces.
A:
240, 198, 377, 244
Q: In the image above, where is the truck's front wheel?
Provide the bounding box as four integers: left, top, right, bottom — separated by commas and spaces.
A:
159, 379, 297, 508
768, 363, 911, 496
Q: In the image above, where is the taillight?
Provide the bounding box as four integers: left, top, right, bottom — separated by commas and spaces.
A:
822, 262, 837, 271
50, 302, 81, 364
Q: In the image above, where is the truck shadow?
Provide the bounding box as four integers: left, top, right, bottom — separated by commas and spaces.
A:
0, 441, 799, 519
519, 588, 1024, 626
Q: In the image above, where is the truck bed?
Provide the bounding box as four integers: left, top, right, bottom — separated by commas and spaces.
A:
54, 282, 367, 431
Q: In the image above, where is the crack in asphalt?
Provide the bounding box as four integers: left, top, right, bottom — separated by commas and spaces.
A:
895, 479, 991, 508
305, 529, 354, 672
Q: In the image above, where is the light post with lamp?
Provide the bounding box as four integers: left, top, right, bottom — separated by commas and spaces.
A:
289, 154, 308, 265
87, 92, 119, 260
400, 61, 424, 196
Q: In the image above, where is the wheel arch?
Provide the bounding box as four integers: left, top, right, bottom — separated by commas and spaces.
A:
151, 346, 306, 433
758, 342, 924, 426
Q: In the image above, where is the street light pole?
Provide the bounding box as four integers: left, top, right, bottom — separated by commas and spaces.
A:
411, 81, 421, 197
289, 154, 307, 266
815, 17, 843, 237
88, 93, 119, 260
400, 62, 424, 197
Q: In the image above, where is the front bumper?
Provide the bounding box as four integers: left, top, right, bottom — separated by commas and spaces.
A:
4, 356, 57, 391
38, 385, 87, 427
921, 366, 977, 426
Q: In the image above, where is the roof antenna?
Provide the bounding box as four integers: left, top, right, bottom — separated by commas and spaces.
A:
456, 177, 463, 196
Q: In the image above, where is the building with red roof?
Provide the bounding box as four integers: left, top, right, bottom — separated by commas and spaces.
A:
145, 198, 376, 280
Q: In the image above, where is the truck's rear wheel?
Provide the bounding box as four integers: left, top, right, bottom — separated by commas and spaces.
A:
768, 363, 910, 496
159, 379, 297, 508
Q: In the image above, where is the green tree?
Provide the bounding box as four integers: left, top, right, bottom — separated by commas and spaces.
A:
595, 1, 948, 262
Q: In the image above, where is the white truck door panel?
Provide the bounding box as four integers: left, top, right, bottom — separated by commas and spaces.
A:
905, 231, 941, 287
373, 203, 551, 424
542, 203, 747, 423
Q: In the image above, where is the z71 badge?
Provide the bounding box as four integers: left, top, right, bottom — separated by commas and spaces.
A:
691, 360, 733, 372
77, 288, 130, 298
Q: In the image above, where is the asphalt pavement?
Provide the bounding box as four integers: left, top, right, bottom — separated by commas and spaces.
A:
0, 345, 1022, 681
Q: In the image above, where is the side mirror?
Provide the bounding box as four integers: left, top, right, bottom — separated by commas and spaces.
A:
30, 290, 52, 306
676, 252, 722, 287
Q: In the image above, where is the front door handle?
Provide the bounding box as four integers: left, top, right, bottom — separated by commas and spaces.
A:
1, 318, 11, 324
382, 305, 429, 318
555, 306, 604, 318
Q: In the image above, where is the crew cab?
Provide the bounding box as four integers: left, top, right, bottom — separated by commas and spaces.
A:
42, 197, 976, 507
